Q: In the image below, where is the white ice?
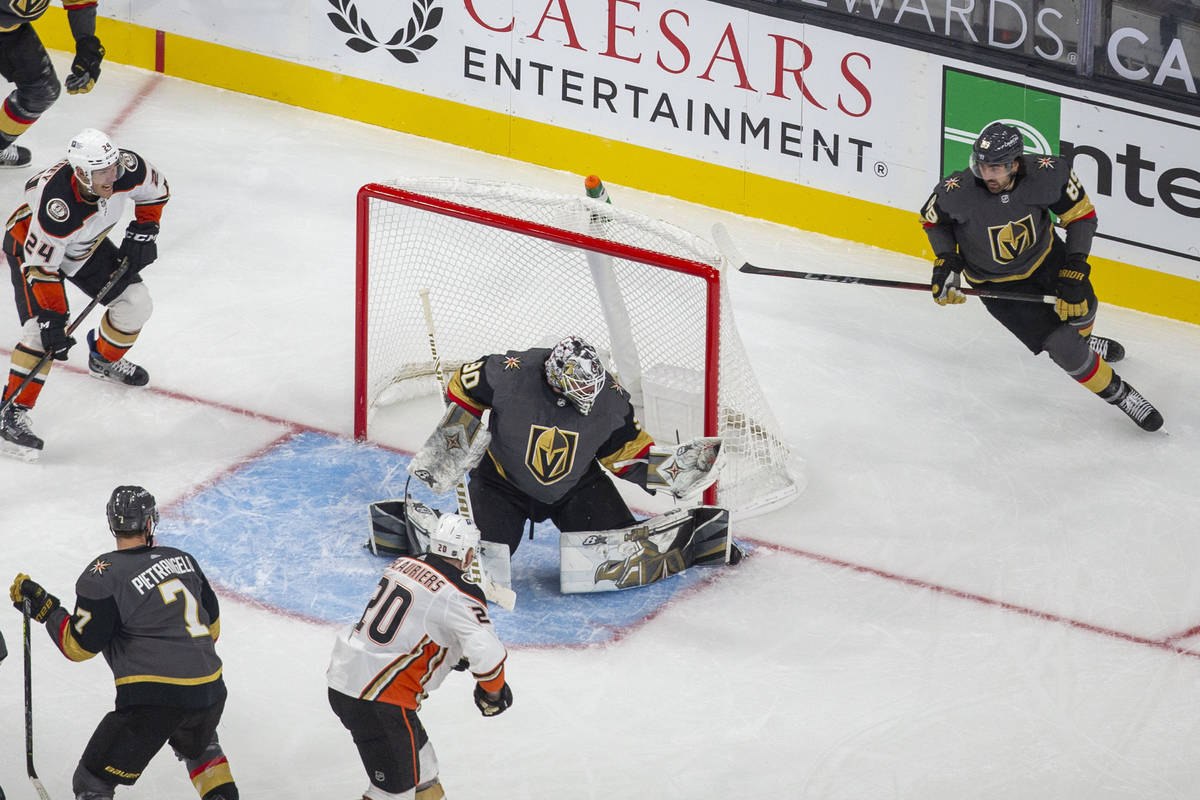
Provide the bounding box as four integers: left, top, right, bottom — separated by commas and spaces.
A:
1, 54, 1199, 800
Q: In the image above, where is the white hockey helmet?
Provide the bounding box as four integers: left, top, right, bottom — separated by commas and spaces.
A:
544, 335, 606, 415
67, 128, 123, 190
428, 513, 480, 563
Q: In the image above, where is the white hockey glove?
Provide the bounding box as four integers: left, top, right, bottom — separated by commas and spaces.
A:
407, 403, 492, 495
645, 437, 723, 499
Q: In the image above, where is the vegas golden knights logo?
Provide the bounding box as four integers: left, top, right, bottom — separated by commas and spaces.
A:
525, 425, 578, 485
594, 529, 687, 589
7, 0, 50, 19
988, 214, 1037, 263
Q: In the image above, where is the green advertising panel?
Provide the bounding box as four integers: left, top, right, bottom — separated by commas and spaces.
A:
941, 70, 1061, 174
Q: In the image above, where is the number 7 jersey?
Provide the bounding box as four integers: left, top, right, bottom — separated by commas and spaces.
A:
326, 553, 508, 710
46, 544, 226, 710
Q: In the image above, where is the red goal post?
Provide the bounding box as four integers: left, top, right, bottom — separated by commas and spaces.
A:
354, 178, 801, 518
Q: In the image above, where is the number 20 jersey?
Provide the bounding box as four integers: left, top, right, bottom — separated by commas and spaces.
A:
326, 553, 507, 710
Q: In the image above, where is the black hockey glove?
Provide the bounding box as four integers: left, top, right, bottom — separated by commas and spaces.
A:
931, 253, 966, 306
452, 657, 470, 672
9, 574, 60, 623
1055, 255, 1091, 322
37, 310, 75, 360
474, 682, 513, 717
65, 35, 105, 94
118, 221, 159, 272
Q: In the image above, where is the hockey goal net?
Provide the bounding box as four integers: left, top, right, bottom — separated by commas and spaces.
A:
354, 178, 801, 518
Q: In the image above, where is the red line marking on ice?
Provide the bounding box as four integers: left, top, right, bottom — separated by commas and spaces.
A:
748, 538, 1200, 661
105, 72, 167, 137
6, 348, 1196, 657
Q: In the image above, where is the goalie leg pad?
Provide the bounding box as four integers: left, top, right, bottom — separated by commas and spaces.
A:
560, 506, 733, 593
367, 498, 440, 556
407, 403, 491, 495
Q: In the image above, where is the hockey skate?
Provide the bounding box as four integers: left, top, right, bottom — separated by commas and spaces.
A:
87, 331, 149, 386
1110, 381, 1163, 432
0, 403, 44, 461
0, 142, 30, 168
1088, 335, 1125, 363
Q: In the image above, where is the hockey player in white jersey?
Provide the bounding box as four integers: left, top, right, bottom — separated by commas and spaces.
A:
0, 127, 169, 460
327, 514, 511, 800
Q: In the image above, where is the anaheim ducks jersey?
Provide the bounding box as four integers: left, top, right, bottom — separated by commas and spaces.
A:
0, 0, 94, 33
446, 347, 655, 505
326, 553, 507, 710
43, 544, 225, 710
5, 149, 169, 277
919, 154, 1097, 284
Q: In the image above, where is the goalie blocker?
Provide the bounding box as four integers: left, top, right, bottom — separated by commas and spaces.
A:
560, 506, 743, 594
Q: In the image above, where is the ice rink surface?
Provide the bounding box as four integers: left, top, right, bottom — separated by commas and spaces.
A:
1, 55, 1199, 799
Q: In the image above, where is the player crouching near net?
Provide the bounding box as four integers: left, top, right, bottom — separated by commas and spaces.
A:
327, 514, 512, 800
0, 128, 168, 460
401, 335, 730, 595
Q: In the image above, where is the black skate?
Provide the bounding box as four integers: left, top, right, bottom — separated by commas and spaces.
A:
1110, 381, 1163, 432
1088, 335, 1125, 363
88, 331, 149, 387
0, 143, 31, 168
0, 403, 44, 461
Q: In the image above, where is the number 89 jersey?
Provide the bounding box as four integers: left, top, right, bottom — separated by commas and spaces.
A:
51, 544, 226, 710
326, 553, 507, 710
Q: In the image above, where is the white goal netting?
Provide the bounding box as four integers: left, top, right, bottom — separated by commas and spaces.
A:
355, 178, 802, 517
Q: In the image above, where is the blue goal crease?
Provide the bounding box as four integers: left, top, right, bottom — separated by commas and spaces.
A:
161, 430, 737, 647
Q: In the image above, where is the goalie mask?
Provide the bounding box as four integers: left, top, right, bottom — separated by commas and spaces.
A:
107, 485, 159, 536
428, 513, 480, 564
545, 335, 606, 415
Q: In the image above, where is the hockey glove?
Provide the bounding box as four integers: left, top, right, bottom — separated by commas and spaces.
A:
452, 657, 470, 672
118, 221, 160, 272
10, 574, 60, 623
646, 437, 723, 499
474, 682, 513, 717
65, 35, 105, 94
931, 254, 967, 306
1055, 256, 1091, 321
37, 310, 75, 360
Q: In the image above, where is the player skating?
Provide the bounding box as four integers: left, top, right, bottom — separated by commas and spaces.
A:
920, 121, 1163, 431
327, 514, 512, 800
0, 0, 106, 166
9, 486, 239, 800
0, 128, 169, 460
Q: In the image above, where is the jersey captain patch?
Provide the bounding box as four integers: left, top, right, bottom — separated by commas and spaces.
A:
525, 425, 578, 485
988, 214, 1038, 263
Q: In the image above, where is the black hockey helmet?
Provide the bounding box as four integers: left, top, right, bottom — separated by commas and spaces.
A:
107, 485, 159, 534
970, 121, 1024, 176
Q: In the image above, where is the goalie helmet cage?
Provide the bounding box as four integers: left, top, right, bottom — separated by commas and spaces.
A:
354, 178, 802, 518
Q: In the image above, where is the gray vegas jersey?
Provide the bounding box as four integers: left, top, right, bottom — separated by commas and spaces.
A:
45, 544, 226, 709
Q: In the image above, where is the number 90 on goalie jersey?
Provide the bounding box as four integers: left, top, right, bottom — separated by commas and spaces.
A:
559, 506, 735, 593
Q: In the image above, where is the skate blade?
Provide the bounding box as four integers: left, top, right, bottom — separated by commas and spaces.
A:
0, 438, 40, 462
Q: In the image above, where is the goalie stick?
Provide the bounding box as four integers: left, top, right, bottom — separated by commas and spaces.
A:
1, 257, 132, 417
710, 223, 1052, 304
417, 289, 516, 611
24, 600, 52, 800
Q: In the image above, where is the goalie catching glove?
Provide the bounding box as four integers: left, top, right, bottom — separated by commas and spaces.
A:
407, 403, 491, 495
645, 437, 723, 499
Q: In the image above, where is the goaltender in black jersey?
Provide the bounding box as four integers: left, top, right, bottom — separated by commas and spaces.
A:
920, 121, 1162, 431
10, 486, 238, 800
406, 335, 722, 556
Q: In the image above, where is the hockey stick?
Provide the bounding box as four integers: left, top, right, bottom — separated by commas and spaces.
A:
418, 289, 516, 611
24, 599, 52, 800
709, 221, 1050, 304
737, 262, 1052, 303
1, 256, 132, 416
